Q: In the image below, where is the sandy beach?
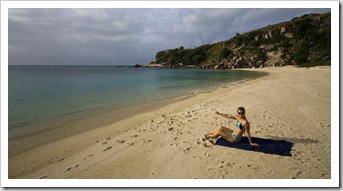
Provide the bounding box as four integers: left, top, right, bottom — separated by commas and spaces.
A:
8, 66, 331, 180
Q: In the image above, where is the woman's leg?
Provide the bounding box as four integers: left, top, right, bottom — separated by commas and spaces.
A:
206, 126, 237, 142
205, 127, 220, 138
206, 126, 232, 138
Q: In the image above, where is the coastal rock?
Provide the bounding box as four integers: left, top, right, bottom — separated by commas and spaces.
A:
214, 65, 220, 70
284, 33, 294, 38
264, 30, 273, 39
133, 64, 142, 68
248, 60, 256, 68
144, 63, 166, 68
255, 61, 263, 68
266, 51, 283, 67
280, 26, 286, 35
226, 62, 233, 69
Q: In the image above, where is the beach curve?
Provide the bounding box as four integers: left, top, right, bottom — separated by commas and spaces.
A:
8, 66, 331, 180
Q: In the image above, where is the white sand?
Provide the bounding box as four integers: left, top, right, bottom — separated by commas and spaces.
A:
9, 66, 331, 180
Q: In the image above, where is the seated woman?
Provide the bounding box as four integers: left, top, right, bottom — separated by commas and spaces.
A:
205, 107, 259, 147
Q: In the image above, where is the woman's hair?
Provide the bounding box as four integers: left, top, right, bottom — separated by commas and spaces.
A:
237, 107, 245, 114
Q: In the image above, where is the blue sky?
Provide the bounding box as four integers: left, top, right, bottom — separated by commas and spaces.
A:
8, 8, 330, 65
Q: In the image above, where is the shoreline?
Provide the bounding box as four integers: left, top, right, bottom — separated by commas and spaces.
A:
8, 69, 267, 158
8, 66, 331, 179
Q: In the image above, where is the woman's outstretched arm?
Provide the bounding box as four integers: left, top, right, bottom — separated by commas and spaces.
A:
215, 111, 237, 120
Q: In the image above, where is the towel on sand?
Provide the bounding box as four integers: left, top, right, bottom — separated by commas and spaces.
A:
215, 137, 293, 157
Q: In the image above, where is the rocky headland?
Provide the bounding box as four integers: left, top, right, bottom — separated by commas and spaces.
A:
145, 12, 330, 69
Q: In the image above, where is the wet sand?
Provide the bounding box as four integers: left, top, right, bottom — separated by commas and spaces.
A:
8, 66, 331, 181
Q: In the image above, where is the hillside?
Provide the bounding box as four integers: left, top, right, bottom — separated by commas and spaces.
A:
148, 12, 330, 69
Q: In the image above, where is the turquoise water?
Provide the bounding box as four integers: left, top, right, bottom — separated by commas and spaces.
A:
9, 65, 265, 131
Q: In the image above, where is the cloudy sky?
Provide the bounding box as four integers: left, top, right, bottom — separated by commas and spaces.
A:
8, 8, 330, 65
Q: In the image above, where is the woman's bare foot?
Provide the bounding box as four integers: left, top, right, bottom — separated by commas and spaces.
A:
203, 134, 215, 144
204, 133, 211, 139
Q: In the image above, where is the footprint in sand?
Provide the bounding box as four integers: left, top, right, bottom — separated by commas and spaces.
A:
65, 164, 79, 172
247, 164, 262, 171
98, 137, 112, 144
83, 154, 93, 160
103, 146, 112, 152
58, 157, 66, 162
221, 161, 235, 168
143, 139, 152, 143
292, 170, 303, 179
193, 155, 202, 160
116, 140, 125, 144
202, 141, 214, 147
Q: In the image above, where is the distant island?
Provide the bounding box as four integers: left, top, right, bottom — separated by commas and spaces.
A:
143, 12, 330, 69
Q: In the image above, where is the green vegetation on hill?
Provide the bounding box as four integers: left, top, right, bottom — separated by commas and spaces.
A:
152, 12, 331, 69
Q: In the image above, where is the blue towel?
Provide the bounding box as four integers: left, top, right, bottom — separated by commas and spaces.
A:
215, 137, 293, 157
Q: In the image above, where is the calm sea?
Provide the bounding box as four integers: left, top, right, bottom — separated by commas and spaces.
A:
8, 65, 265, 152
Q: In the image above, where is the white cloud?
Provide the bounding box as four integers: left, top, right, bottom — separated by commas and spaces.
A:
8, 8, 330, 65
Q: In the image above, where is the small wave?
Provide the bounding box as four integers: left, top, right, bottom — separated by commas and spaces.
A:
173, 95, 190, 101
